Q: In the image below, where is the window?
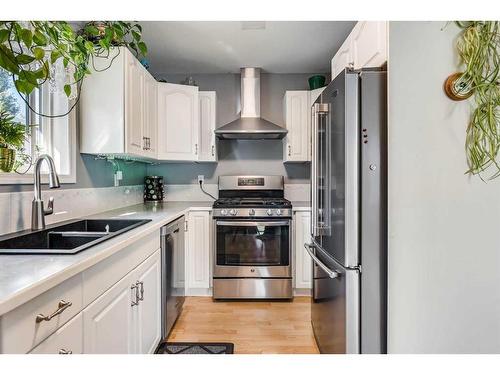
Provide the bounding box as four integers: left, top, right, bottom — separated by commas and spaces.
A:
0, 69, 76, 184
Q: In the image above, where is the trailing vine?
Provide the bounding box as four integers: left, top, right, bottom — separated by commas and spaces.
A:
0, 21, 148, 118
455, 21, 500, 180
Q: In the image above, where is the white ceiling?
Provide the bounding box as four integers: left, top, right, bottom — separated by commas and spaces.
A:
140, 21, 355, 74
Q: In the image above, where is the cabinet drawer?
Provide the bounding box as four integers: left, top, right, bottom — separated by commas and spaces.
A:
30, 313, 83, 354
82, 230, 160, 306
0, 274, 83, 353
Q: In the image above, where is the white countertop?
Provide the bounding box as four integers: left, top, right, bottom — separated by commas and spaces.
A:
0, 201, 212, 316
0, 200, 310, 316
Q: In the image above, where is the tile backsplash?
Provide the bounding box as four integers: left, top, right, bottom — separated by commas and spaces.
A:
0, 185, 143, 236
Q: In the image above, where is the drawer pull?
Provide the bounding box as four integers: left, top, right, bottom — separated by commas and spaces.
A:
131, 284, 139, 306
36, 300, 72, 323
59, 349, 73, 354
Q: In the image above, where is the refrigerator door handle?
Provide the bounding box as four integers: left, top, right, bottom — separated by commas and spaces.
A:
311, 104, 319, 237
304, 243, 339, 279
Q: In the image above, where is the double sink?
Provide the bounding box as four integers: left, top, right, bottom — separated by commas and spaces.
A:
0, 219, 151, 255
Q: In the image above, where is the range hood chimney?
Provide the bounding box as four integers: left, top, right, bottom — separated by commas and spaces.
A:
215, 68, 287, 140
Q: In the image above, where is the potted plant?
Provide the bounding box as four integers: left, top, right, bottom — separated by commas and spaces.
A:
0, 110, 28, 172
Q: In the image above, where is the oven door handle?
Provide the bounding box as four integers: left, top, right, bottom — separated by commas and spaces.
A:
304, 243, 339, 279
216, 221, 290, 227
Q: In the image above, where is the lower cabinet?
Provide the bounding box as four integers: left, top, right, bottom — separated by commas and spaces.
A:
186, 211, 211, 294
294, 211, 312, 290
83, 250, 161, 354
30, 313, 83, 354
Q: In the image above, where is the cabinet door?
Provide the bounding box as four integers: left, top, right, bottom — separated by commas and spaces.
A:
283, 91, 310, 162
157, 83, 199, 161
135, 250, 161, 354
198, 91, 217, 162
83, 271, 136, 354
186, 211, 210, 291
30, 313, 83, 354
143, 72, 158, 158
331, 37, 353, 80
294, 211, 312, 289
351, 21, 387, 70
125, 54, 145, 156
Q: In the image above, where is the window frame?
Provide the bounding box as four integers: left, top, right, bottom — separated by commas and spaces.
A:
0, 88, 77, 185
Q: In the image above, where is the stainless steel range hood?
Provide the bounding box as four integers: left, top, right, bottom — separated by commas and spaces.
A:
215, 68, 287, 140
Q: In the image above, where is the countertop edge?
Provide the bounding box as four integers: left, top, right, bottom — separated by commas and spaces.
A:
0, 204, 209, 316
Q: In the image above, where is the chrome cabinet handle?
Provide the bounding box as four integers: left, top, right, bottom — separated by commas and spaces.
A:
211, 145, 215, 156
195, 143, 198, 155
36, 300, 72, 323
304, 243, 339, 279
131, 284, 139, 306
59, 349, 73, 354
288, 144, 291, 156
137, 281, 144, 301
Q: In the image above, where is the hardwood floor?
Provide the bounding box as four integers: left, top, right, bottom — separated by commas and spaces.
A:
168, 296, 319, 354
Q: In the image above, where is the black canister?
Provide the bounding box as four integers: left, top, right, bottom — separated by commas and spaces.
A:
144, 176, 164, 202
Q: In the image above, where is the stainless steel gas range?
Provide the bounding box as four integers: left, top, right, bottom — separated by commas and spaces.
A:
212, 175, 293, 299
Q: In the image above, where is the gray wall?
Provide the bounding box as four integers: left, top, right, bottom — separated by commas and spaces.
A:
147, 73, 324, 184
388, 22, 500, 353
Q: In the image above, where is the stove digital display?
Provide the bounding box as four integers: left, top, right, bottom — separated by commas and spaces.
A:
238, 177, 264, 186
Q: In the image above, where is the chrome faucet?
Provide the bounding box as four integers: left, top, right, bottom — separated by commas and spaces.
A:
32, 154, 61, 230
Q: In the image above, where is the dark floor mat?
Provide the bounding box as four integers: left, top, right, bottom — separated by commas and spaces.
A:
155, 342, 234, 354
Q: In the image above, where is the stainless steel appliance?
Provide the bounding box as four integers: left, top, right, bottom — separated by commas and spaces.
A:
215, 68, 288, 140
307, 68, 387, 354
213, 175, 293, 299
160, 216, 185, 339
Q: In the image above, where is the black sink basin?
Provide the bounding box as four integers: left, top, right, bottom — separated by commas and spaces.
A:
0, 219, 151, 255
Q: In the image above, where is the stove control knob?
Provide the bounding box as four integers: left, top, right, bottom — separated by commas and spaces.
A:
229, 209, 238, 216
249, 209, 256, 216
220, 209, 228, 216
267, 209, 273, 216
276, 209, 282, 216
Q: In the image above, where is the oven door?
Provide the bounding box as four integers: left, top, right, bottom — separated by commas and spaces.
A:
214, 220, 291, 278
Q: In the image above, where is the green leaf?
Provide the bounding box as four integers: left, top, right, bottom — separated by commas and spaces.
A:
20, 28, 32, 48
14, 79, 36, 95
15, 54, 35, 65
63, 84, 71, 97
32, 30, 47, 45
50, 50, 62, 63
137, 41, 147, 56
132, 30, 141, 41
0, 29, 10, 43
0, 45, 21, 74
33, 47, 45, 60
84, 25, 100, 36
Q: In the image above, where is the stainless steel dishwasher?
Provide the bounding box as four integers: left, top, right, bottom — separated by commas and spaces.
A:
160, 216, 185, 340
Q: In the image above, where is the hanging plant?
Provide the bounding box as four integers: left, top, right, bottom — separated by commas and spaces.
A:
445, 21, 500, 180
0, 21, 148, 118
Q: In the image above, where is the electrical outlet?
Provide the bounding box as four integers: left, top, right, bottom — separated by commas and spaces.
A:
198, 175, 204, 184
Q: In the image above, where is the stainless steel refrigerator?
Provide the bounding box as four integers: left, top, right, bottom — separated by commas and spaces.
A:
305, 68, 387, 354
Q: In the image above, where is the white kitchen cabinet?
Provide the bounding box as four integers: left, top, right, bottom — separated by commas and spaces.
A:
30, 313, 83, 354
80, 46, 157, 160
157, 83, 199, 161
331, 21, 388, 80
83, 273, 136, 354
283, 91, 311, 162
135, 250, 162, 354
294, 211, 312, 290
143, 72, 158, 158
198, 91, 217, 162
83, 250, 161, 354
186, 211, 211, 293
83, 269, 137, 354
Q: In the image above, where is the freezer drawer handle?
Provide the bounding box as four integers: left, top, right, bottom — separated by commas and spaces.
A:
304, 243, 339, 279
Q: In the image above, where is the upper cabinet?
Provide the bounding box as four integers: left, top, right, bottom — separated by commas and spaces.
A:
157, 83, 199, 161
198, 91, 217, 162
331, 21, 388, 80
80, 47, 157, 159
283, 91, 310, 162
